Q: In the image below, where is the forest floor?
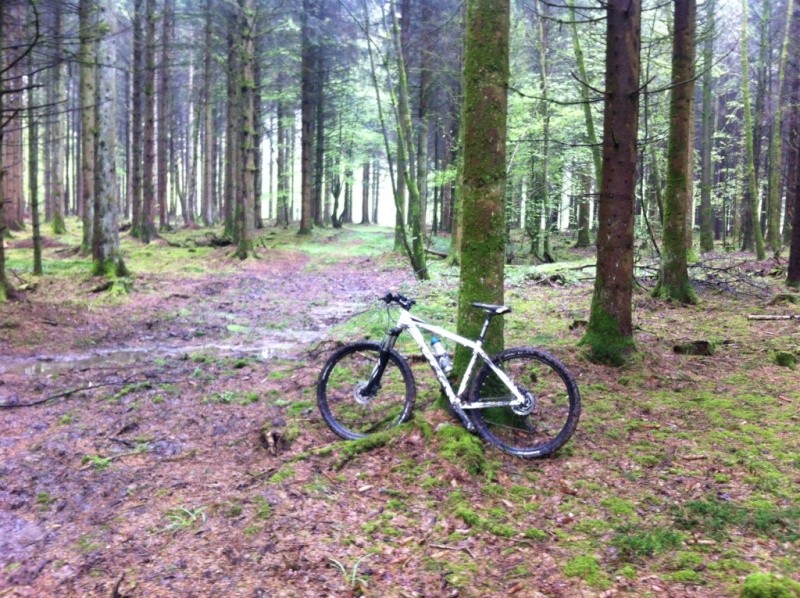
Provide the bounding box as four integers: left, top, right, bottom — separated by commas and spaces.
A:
1, 221, 799, 597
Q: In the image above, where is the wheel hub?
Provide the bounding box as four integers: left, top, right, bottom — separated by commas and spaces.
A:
353, 381, 373, 405
511, 389, 536, 416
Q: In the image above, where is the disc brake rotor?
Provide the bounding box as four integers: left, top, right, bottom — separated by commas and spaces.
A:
353, 381, 373, 406
511, 389, 536, 416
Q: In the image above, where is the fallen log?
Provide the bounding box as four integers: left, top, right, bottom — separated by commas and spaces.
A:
747, 315, 800, 321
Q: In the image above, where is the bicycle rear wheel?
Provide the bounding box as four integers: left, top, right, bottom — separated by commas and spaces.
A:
468, 347, 580, 458
317, 341, 416, 440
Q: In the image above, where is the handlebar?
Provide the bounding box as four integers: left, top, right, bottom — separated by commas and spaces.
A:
381, 292, 415, 310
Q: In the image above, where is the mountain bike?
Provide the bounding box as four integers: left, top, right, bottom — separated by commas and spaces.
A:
316, 292, 581, 458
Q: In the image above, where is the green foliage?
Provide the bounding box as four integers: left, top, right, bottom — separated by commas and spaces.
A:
82, 454, 112, 470
563, 555, 609, 589
611, 526, 683, 560
162, 506, 206, 534
741, 573, 800, 597
580, 299, 634, 366
772, 351, 797, 369
436, 424, 486, 476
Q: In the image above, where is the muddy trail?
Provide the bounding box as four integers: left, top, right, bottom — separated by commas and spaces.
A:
0, 242, 416, 596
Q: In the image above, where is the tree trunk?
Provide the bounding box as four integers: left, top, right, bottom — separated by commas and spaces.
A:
568, 0, 601, 243
699, 0, 715, 253
50, 3, 67, 234
740, 0, 766, 259
298, 0, 315, 235
28, 52, 42, 275
360, 162, 370, 224
223, 19, 238, 239
581, 0, 641, 365
142, 0, 157, 242
201, 0, 214, 225
275, 92, 289, 227
92, 0, 127, 278
233, 0, 256, 258
79, 0, 98, 251
766, 0, 795, 256
157, 0, 173, 231
454, 0, 509, 376
390, 0, 428, 280
654, 0, 697, 304
130, 0, 143, 237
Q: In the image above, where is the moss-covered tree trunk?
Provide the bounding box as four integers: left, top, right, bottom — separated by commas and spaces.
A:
581, 0, 641, 365
654, 0, 697, 304
699, 0, 715, 254
568, 0, 600, 248
51, 3, 67, 235
233, 0, 256, 259
740, 0, 766, 260
92, 0, 127, 279
453, 0, 509, 377
142, 0, 157, 243
129, 0, 143, 238
390, 0, 428, 281
789, 155, 800, 286
766, 0, 794, 257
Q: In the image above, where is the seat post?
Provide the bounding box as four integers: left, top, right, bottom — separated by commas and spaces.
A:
477, 314, 494, 343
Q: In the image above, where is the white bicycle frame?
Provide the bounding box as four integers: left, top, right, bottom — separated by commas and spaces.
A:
385, 307, 527, 413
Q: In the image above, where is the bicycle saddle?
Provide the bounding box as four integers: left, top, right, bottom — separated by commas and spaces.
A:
471, 302, 511, 315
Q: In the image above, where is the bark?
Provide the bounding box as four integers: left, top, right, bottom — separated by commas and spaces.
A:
454, 0, 509, 376
699, 0, 714, 253
2, 5, 25, 233
130, 0, 143, 237
766, 0, 795, 256
223, 19, 238, 239
201, 0, 214, 225
654, 0, 697, 304
142, 0, 157, 242
28, 53, 42, 275
79, 0, 97, 250
371, 158, 379, 224
390, 0, 428, 280
740, 0, 766, 258
49, 3, 67, 234
157, 0, 173, 231
298, 0, 315, 235
275, 92, 289, 227
568, 0, 601, 246
253, 27, 264, 230
360, 162, 370, 224
576, 168, 591, 250
92, 0, 127, 278
581, 0, 641, 365
312, 46, 325, 227
0, 7, 7, 301
233, 0, 256, 258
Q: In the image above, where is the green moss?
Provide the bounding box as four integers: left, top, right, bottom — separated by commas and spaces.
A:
579, 299, 634, 366
454, 506, 480, 527
523, 527, 547, 540
268, 466, 295, 484
563, 555, 609, 589
741, 573, 800, 597
773, 351, 797, 369
436, 424, 486, 475
334, 425, 407, 470
612, 526, 683, 560
600, 496, 636, 517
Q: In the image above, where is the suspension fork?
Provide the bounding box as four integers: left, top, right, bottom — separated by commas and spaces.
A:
363, 327, 403, 395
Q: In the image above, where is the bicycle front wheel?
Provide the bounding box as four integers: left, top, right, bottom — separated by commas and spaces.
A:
317, 341, 416, 440
468, 347, 580, 458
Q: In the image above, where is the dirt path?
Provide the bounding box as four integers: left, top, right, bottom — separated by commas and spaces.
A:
0, 246, 416, 596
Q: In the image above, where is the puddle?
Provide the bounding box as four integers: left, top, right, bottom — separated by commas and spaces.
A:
0, 329, 325, 377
